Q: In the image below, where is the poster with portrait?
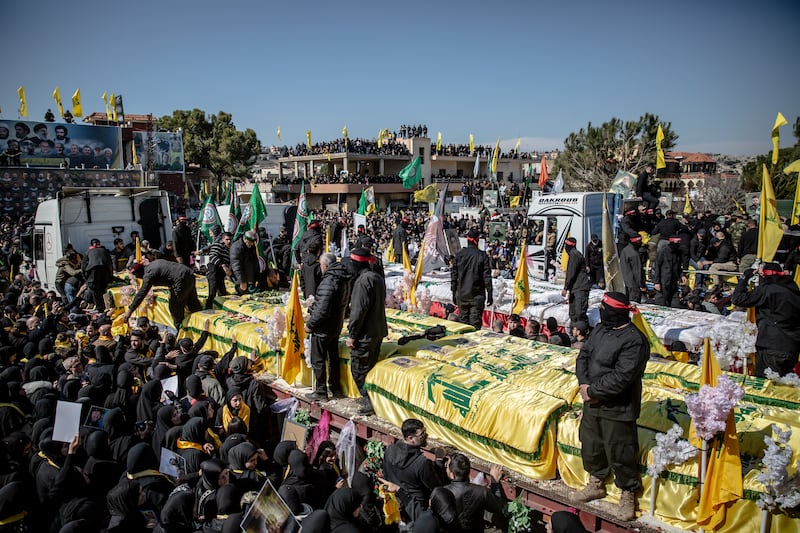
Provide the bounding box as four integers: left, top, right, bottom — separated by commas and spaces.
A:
482, 190, 498, 208
133, 131, 185, 171
0, 120, 122, 169
658, 192, 673, 213
240, 480, 301, 533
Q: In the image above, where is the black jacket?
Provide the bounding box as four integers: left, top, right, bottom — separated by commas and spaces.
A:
451, 244, 492, 302
383, 441, 444, 522
129, 259, 195, 312
564, 247, 591, 292
737, 228, 758, 258
620, 243, 643, 291
300, 257, 322, 298
295, 228, 323, 264
392, 225, 408, 261
444, 480, 507, 533
576, 322, 650, 421
731, 276, 800, 352
348, 268, 387, 342
652, 217, 689, 239
689, 236, 708, 262
653, 246, 682, 288
229, 239, 259, 285
307, 262, 351, 337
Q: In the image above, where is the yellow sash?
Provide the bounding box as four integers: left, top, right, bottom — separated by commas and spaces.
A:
176, 439, 205, 452
221, 402, 251, 432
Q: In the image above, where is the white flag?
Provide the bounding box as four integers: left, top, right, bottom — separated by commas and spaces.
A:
553, 170, 564, 193
473, 153, 480, 178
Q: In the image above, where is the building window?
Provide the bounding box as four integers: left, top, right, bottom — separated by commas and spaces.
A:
419, 147, 425, 164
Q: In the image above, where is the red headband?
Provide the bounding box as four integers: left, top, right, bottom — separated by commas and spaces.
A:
602, 293, 634, 311
350, 252, 376, 264
762, 269, 786, 277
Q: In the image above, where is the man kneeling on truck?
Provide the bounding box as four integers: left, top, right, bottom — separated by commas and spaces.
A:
122, 258, 203, 330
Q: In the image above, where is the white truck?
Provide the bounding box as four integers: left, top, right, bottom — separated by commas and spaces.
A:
32, 187, 173, 291
526, 192, 621, 280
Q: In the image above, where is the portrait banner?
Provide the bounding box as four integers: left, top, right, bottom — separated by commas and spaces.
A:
0, 119, 122, 169
133, 131, 184, 171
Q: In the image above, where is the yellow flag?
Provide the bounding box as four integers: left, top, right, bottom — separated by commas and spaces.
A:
655, 125, 666, 169
377, 128, 384, 148
509, 196, 521, 208
785, 160, 800, 226
413, 184, 438, 204
631, 310, 670, 358
385, 239, 395, 264
795, 268, 800, 290
306, 130, 312, 149
17, 86, 27, 117
342, 125, 348, 139
757, 164, 784, 262
402, 245, 412, 272
71, 88, 83, 117
135, 236, 142, 263
733, 199, 747, 215
695, 336, 743, 529
772, 112, 788, 165
109, 92, 117, 121
514, 137, 521, 155
281, 271, 305, 385
792, 175, 800, 227
683, 190, 692, 215
436, 131, 442, 152
102, 91, 112, 119
784, 159, 800, 175
132, 141, 138, 166
277, 126, 281, 142
469, 134, 474, 154
490, 137, 500, 174
512, 243, 529, 314
409, 239, 426, 308
52, 87, 64, 118
362, 186, 376, 215
325, 225, 330, 253
560, 246, 569, 272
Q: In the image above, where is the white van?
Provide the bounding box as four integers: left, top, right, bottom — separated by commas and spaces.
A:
32, 187, 173, 290
526, 192, 621, 280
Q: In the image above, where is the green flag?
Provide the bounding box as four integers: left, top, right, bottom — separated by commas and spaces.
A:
290, 181, 308, 267
400, 156, 423, 189
235, 183, 267, 240
198, 195, 222, 242
225, 189, 241, 234
358, 189, 368, 215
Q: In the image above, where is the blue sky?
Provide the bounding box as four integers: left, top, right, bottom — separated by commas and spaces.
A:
2, 0, 798, 156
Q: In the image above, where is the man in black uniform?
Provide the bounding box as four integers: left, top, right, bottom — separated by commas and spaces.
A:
305, 252, 351, 401
123, 258, 202, 330
392, 217, 410, 263
731, 263, 800, 378
585, 233, 604, 289
230, 230, 259, 295
573, 291, 650, 522
562, 237, 591, 327
620, 235, 645, 303
354, 224, 374, 251
82, 238, 113, 311
636, 165, 659, 210
295, 219, 323, 266
653, 236, 682, 307
451, 228, 493, 330
206, 231, 232, 309
346, 247, 388, 415
172, 217, 194, 266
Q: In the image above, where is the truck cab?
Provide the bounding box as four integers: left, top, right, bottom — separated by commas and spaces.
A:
526, 192, 620, 280
32, 187, 173, 291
